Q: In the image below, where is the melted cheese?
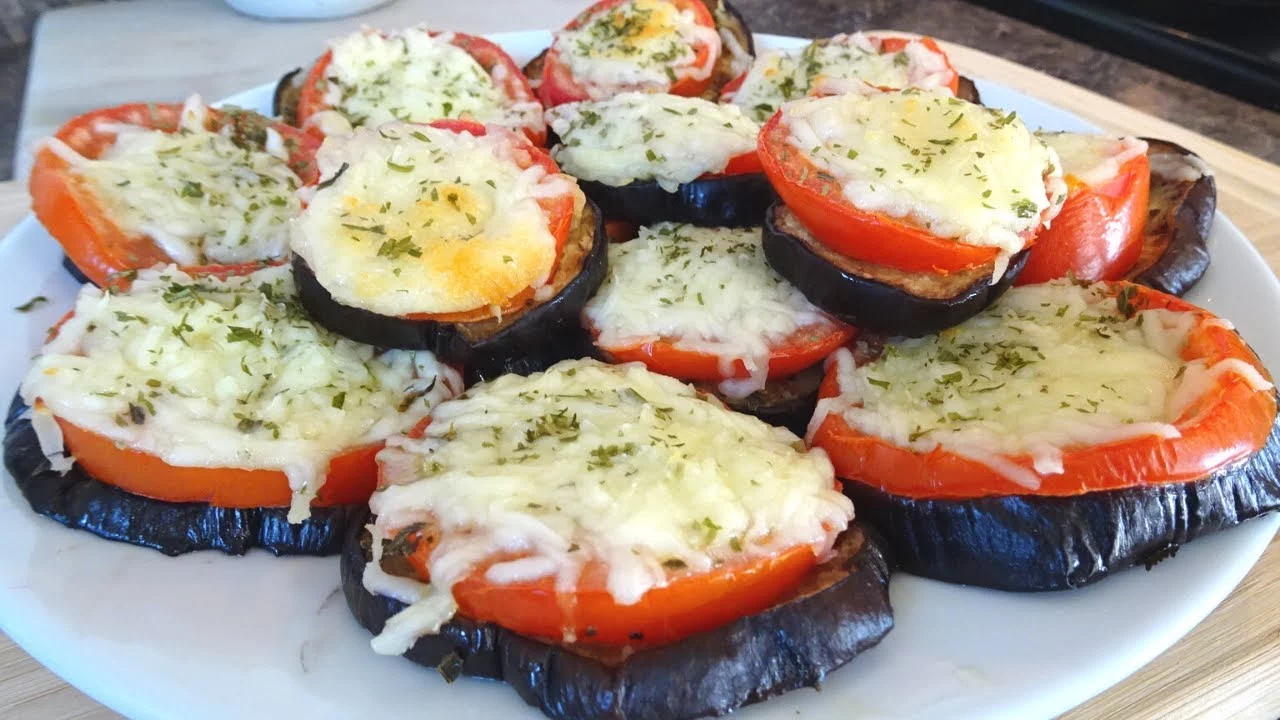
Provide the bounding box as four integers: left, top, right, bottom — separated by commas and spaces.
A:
730, 34, 955, 123
553, 0, 721, 99
812, 281, 1273, 489
45, 95, 301, 266
1149, 150, 1213, 183
584, 224, 829, 397
1038, 132, 1148, 188
20, 265, 461, 521
367, 359, 853, 653
291, 122, 581, 316
322, 27, 543, 136
783, 90, 1067, 273
546, 93, 758, 191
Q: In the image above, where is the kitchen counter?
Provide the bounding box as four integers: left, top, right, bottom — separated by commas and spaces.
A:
8, 0, 1280, 179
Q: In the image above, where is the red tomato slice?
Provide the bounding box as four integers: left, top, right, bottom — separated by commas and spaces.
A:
708, 149, 764, 177
539, 0, 719, 107
758, 110, 1047, 275
593, 321, 855, 382
372, 119, 578, 323
398, 525, 818, 647
30, 103, 320, 287
295, 31, 545, 145
1016, 153, 1150, 285
52, 411, 379, 508
810, 283, 1278, 499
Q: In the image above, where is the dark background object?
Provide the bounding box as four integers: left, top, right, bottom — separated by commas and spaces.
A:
965, 0, 1280, 111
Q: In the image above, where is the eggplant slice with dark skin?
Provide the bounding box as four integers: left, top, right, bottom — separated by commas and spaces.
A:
956, 76, 981, 105
273, 66, 306, 126
342, 509, 893, 720
2, 396, 360, 556
841, 393, 1280, 592
1125, 138, 1216, 297
695, 363, 823, 437
577, 174, 775, 228
294, 200, 607, 384
763, 203, 1029, 337
61, 255, 92, 285
521, 0, 755, 102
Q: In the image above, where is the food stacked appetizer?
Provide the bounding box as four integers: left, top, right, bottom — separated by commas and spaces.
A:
10, 10, 1273, 720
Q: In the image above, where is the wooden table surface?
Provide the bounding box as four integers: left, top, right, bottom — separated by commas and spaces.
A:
4, 15, 1280, 720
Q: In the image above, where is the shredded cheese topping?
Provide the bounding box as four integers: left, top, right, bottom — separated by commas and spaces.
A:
812, 281, 1273, 488
321, 27, 543, 137
553, 0, 721, 99
291, 122, 581, 316
20, 265, 461, 521
546, 93, 759, 191
366, 359, 853, 653
782, 90, 1067, 276
1038, 132, 1148, 188
584, 224, 830, 397
730, 34, 955, 122
45, 95, 301, 266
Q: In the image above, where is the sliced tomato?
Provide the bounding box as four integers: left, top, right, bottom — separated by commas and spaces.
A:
51, 411, 379, 507
295, 30, 545, 145
397, 525, 818, 647
708, 149, 764, 177
1016, 153, 1150, 285
810, 283, 1277, 499
539, 0, 719, 107
30, 103, 320, 287
758, 110, 1047, 275
594, 321, 855, 382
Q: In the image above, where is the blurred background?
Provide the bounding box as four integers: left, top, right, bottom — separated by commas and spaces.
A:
2, 0, 1279, 181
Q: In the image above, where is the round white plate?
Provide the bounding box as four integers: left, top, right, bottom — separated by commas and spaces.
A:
1, 31, 1276, 720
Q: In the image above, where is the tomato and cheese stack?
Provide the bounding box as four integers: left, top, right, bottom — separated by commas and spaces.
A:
759, 90, 1068, 337
1015, 133, 1151, 285
282, 27, 545, 144
809, 280, 1280, 590
344, 359, 893, 719
533, 0, 753, 107
583, 223, 852, 431
30, 95, 320, 287
546, 93, 772, 226
11, 264, 460, 555
724, 33, 962, 123
290, 120, 606, 381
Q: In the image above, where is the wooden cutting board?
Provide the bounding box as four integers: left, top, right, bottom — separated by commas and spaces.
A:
3, 26, 1280, 720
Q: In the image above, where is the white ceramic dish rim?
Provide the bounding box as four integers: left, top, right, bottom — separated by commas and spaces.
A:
0, 30, 1275, 720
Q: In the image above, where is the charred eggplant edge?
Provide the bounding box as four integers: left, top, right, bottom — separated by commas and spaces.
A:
2, 395, 360, 556
273, 66, 306, 126
841, 394, 1280, 591
1128, 138, 1216, 297
578, 173, 775, 228
342, 508, 893, 720
762, 202, 1028, 337
293, 199, 607, 382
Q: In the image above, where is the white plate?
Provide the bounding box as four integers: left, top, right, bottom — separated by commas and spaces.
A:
1, 31, 1277, 720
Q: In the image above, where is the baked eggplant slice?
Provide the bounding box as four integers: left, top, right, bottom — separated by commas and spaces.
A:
273, 66, 305, 126
810, 280, 1278, 591
61, 254, 91, 285
696, 363, 823, 437
956, 75, 981, 105
578, 174, 774, 228
763, 203, 1028, 337
1126, 138, 1216, 297
294, 199, 607, 382
844, 405, 1280, 591
4, 395, 361, 556
343, 511, 894, 720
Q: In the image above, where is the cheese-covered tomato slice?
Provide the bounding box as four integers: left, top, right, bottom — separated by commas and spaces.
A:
291, 121, 583, 318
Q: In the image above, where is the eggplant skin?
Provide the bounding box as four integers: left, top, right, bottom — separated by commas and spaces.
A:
698, 364, 822, 437
1127, 139, 1216, 297
842, 397, 1280, 591
579, 174, 774, 228
293, 200, 607, 384
61, 254, 92, 286
342, 510, 894, 720
763, 203, 1028, 337
273, 66, 306, 126
2, 396, 360, 556
956, 76, 982, 105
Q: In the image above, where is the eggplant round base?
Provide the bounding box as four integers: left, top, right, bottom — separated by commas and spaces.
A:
2, 396, 361, 556
842, 404, 1280, 591
293, 200, 607, 383
579, 173, 775, 228
61, 254, 92, 286
763, 203, 1029, 337
342, 510, 894, 720
697, 364, 823, 438
1126, 139, 1216, 297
